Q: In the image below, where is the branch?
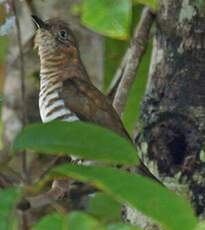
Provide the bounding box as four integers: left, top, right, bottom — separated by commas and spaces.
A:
17, 179, 73, 210
39, 156, 70, 180
11, 0, 28, 182
18, 211, 29, 230
28, 179, 72, 208
107, 68, 124, 102
112, 7, 155, 116
107, 52, 128, 101
24, 0, 38, 16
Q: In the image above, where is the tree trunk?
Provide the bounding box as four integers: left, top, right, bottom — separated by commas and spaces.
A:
136, 0, 205, 220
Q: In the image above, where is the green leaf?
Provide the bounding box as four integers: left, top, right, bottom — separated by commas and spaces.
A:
81, 0, 132, 39
0, 188, 20, 230
87, 193, 121, 223
32, 213, 63, 230
11, 121, 138, 166
134, 0, 159, 11
66, 211, 104, 230
51, 164, 197, 230
105, 223, 142, 230
194, 221, 205, 230
33, 212, 104, 230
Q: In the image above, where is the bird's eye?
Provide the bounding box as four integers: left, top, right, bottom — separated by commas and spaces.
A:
57, 30, 68, 40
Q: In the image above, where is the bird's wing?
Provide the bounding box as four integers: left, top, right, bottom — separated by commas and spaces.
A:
60, 77, 131, 140
60, 77, 163, 184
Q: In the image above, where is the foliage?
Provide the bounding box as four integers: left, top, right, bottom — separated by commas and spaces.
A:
106, 223, 142, 230
32, 212, 141, 230
50, 163, 196, 230
11, 121, 138, 166
81, 0, 132, 40
9, 121, 198, 230
72, 0, 132, 40
103, 4, 143, 91
134, 0, 159, 11
32, 211, 144, 230
0, 189, 20, 230
32, 213, 64, 230
194, 221, 205, 230
87, 193, 122, 223
72, 0, 159, 39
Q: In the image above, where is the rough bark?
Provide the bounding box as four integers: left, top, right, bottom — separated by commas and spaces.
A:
136, 0, 205, 220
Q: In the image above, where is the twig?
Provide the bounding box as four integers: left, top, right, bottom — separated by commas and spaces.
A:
18, 211, 29, 230
112, 7, 155, 116
52, 202, 70, 215
39, 156, 70, 180
107, 69, 124, 102
11, 0, 28, 182
107, 53, 128, 100
17, 179, 73, 210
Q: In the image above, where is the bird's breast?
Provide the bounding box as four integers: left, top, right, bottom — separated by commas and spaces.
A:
39, 75, 79, 123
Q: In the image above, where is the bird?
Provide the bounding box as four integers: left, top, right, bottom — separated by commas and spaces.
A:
31, 15, 162, 184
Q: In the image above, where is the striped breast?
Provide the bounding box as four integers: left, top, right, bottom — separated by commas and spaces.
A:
39, 69, 79, 123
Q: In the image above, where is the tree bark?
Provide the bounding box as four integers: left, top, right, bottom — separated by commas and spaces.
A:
136, 0, 205, 219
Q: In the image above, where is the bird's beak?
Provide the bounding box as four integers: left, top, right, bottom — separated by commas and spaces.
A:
31, 15, 47, 29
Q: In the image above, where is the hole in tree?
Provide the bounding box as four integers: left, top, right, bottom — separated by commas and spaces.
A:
168, 135, 187, 165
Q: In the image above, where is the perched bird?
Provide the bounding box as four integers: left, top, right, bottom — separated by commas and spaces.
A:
32, 15, 161, 183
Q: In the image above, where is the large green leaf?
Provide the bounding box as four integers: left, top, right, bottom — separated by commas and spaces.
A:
87, 193, 121, 223
66, 211, 104, 230
32, 213, 63, 230
194, 221, 205, 230
11, 121, 138, 166
105, 223, 142, 230
0, 188, 20, 230
81, 0, 132, 39
51, 164, 197, 230
32, 212, 104, 230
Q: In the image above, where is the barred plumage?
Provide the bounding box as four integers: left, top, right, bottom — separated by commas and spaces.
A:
39, 69, 79, 123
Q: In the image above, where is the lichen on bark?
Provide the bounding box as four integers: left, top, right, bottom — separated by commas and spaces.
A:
136, 0, 205, 218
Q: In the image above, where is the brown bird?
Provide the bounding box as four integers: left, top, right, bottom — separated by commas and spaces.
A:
31, 15, 161, 183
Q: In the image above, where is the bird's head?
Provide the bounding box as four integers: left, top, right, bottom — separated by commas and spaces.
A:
32, 15, 78, 58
